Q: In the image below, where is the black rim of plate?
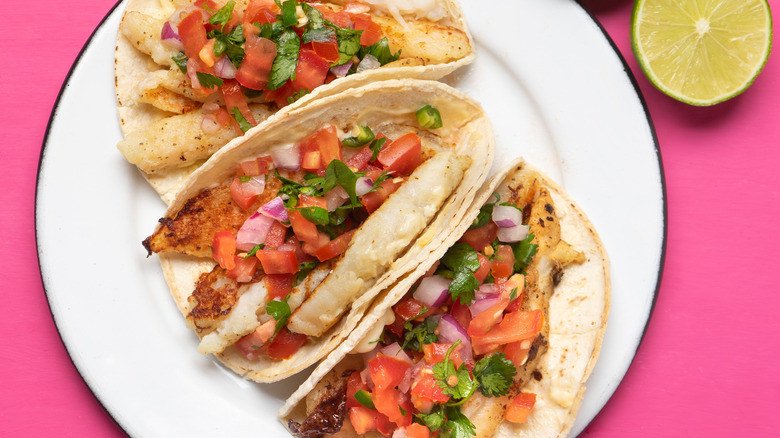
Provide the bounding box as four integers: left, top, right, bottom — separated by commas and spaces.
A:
34, 0, 667, 436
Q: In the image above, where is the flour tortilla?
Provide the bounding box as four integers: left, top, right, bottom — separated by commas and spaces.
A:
150, 79, 494, 382
115, 0, 475, 203
279, 159, 610, 437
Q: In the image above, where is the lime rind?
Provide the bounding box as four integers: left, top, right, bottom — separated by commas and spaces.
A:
631, 0, 773, 106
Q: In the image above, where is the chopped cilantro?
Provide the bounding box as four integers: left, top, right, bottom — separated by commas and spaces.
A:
244, 243, 264, 258
172, 51, 188, 73
287, 87, 310, 104
442, 405, 477, 438
415, 409, 446, 432
440, 243, 481, 305
295, 260, 318, 285
267, 28, 301, 90
208, 1, 235, 28
208, 25, 246, 67
401, 316, 438, 352
296, 206, 330, 225
368, 137, 386, 162
433, 341, 476, 402
331, 25, 363, 65
196, 72, 224, 89
358, 37, 401, 66
266, 298, 292, 334
510, 232, 538, 273
230, 107, 253, 133
470, 193, 499, 229
473, 353, 516, 397
301, 3, 335, 43
257, 20, 284, 41
323, 159, 361, 205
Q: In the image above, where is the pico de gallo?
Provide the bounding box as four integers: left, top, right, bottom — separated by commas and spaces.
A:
209, 121, 432, 361
162, 0, 400, 133
290, 195, 545, 437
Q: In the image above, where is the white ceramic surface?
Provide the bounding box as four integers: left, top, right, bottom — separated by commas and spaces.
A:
36, 0, 664, 436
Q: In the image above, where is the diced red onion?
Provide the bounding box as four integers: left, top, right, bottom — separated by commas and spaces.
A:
213, 56, 237, 79
355, 176, 374, 197
202, 102, 220, 112
380, 342, 413, 364
186, 58, 201, 87
344, 2, 370, 13
260, 196, 288, 222
330, 62, 353, 78
398, 368, 412, 393
413, 275, 451, 308
324, 185, 349, 211
477, 283, 499, 297
242, 176, 266, 198
236, 213, 274, 251
497, 223, 530, 243
160, 21, 183, 50
438, 315, 473, 362
270, 144, 301, 170
492, 205, 522, 228
469, 295, 501, 319
360, 367, 374, 390
201, 114, 220, 134
356, 54, 380, 73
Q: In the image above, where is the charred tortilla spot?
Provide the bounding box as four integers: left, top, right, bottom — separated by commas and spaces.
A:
289, 378, 348, 438
545, 203, 554, 214
533, 370, 543, 381
538, 218, 545, 227
547, 216, 554, 222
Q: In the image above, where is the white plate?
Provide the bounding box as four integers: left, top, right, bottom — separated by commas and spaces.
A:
36, 0, 664, 436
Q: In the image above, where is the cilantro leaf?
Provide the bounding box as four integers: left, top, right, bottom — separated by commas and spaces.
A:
368, 137, 386, 162
433, 341, 476, 401
443, 405, 477, 438
358, 37, 401, 65
448, 269, 479, 305
330, 24, 363, 65
257, 20, 284, 41
439, 243, 481, 305
510, 232, 538, 273
473, 353, 516, 397
301, 3, 335, 44
296, 206, 329, 225
196, 72, 224, 89
401, 316, 438, 352
415, 409, 446, 432
324, 160, 360, 205
295, 260, 318, 285
209, 1, 235, 28
287, 87, 310, 104
267, 28, 300, 90
266, 298, 292, 334
244, 243, 264, 258
208, 25, 246, 67
172, 51, 188, 73
230, 107, 253, 133
470, 193, 499, 229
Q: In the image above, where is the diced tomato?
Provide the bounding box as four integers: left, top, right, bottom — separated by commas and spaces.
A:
298, 136, 321, 171
265, 273, 294, 300
376, 133, 422, 176
212, 230, 236, 270
423, 343, 464, 369
471, 310, 544, 354
504, 273, 525, 313
292, 49, 330, 94
222, 79, 257, 132
361, 178, 402, 213
229, 177, 259, 209
468, 293, 510, 336
243, 1, 277, 26
374, 388, 412, 428
263, 220, 287, 249
312, 39, 340, 63
346, 371, 371, 409
315, 125, 343, 166
226, 255, 259, 282
459, 222, 498, 252
235, 35, 277, 90
395, 297, 433, 323
234, 319, 276, 359
265, 327, 307, 359
376, 411, 395, 437
491, 244, 516, 279
449, 300, 472, 332
299, 194, 328, 209
214, 107, 232, 127
401, 423, 431, 438
474, 253, 491, 283
256, 249, 299, 274
263, 81, 297, 107
346, 146, 373, 170
313, 229, 355, 262
320, 8, 352, 27
351, 13, 382, 46
369, 354, 412, 391
239, 159, 262, 176
178, 10, 209, 62
505, 392, 537, 423
301, 231, 331, 256
288, 210, 320, 243
349, 406, 379, 435
503, 339, 532, 368
256, 155, 274, 174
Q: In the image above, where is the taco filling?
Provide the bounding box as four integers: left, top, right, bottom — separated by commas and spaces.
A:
117, 0, 472, 180
144, 115, 467, 362
285, 170, 589, 437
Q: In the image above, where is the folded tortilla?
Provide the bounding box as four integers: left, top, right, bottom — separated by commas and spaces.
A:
279, 159, 610, 437
115, 0, 475, 203
147, 79, 494, 382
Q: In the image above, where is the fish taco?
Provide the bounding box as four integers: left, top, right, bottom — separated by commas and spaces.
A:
142, 79, 494, 382
115, 0, 475, 202
279, 159, 610, 437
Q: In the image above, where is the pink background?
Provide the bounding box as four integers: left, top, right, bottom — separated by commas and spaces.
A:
2, 0, 778, 436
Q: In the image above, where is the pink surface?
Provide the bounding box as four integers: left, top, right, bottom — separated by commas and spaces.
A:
1, 0, 777, 436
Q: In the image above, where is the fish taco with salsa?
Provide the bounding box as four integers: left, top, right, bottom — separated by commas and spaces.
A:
279, 159, 610, 437
142, 79, 494, 382
115, 0, 475, 202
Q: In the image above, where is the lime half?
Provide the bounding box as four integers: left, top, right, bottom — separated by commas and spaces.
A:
631, 0, 773, 106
